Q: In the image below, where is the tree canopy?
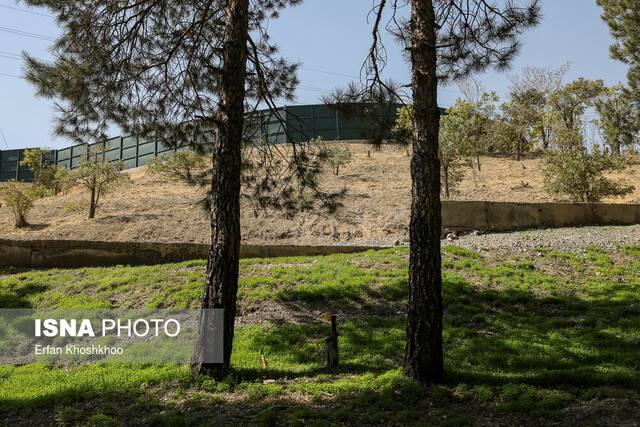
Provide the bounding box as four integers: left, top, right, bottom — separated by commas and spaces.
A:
598, 0, 640, 100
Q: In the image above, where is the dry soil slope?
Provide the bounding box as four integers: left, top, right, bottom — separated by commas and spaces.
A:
1, 143, 639, 245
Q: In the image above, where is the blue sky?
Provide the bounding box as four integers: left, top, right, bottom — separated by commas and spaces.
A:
0, 0, 630, 150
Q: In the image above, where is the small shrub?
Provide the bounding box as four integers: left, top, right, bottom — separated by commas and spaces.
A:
21, 148, 72, 195
392, 105, 414, 143
543, 148, 634, 202
63, 200, 86, 214
147, 151, 209, 184
316, 139, 353, 176
0, 181, 43, 228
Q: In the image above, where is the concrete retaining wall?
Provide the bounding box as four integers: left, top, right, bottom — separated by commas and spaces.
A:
1, 201, 640, 268
0, 239, 379, 268
441, 201, 640, 232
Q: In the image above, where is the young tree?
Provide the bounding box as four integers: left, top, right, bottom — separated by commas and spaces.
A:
598, 0, 640, 100
393, 105, 415, 144
21, 148, 50, 183
499, 91, 540, 160
20, 148, 68, 195
23, 0, 338, 379
491, 117, 528, 160
453, 79, 498, 168
70, 159, 130, 219
438, 107, 468, 199
508, 64, 570, 149
460, 91, 499, 170
547, 78, 606, 149
393, 104, 467, 198
147, 151, 210, 184
0, 181, 43, 228
543, 147, 634, 202
320, 141, 353, 176
365, 0, 540, 384
595, 84, 640, 155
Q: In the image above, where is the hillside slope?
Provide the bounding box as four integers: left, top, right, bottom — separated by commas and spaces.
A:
1, 143, 639, 245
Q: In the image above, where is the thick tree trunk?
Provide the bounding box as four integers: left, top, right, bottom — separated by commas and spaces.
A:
404, 0, 444, 385
191, 0, 249, 379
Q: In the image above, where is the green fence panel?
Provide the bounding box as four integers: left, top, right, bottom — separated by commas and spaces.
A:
105, 137, 122, 151
1, 103, 405, 182
137, 153, 155, 166
0, 149, 33, 182
122, 136, 138, 149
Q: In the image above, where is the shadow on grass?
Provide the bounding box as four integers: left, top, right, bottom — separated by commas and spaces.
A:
234, 275, 640, 389
0, 273, 639, 425
0, 282, 47, 308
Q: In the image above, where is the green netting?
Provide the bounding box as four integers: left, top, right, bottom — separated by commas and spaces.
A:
3, 104, 403, 182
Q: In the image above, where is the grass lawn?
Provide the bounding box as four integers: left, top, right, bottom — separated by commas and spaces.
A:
1, 245, 639, 426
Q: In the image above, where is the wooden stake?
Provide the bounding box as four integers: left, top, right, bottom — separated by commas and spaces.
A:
325, 314, 339, 370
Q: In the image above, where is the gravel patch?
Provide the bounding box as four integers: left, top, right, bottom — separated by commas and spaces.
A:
451, 225, 640, 252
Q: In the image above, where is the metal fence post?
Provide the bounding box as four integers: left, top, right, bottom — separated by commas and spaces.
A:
311, 105, 316, 139
283, 105, 289, 144
135, 136, 139, 167
15, 150, 20, 180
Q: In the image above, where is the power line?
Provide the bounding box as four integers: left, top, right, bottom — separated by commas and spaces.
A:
0, 50, 21, 59
0, 25, 55, 41
0, 54, 21, 61
0, 3, 52, 18
298, 85, 332, 94
0, 71, 22, 79
301, 66, 359, 80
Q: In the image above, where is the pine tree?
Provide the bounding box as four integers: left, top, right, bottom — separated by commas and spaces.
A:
22, 0, 339, 379
595, 84, 640, 155
364, 0, 540, 384
598, 0, 640, 100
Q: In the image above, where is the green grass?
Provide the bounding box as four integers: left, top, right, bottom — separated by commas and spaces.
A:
1, 245, 640, 425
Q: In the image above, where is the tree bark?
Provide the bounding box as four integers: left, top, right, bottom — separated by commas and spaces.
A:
404, 0, 444, 385
14, 210, 27, 228
191, 0, 248, 379
88, 183, 96, 219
